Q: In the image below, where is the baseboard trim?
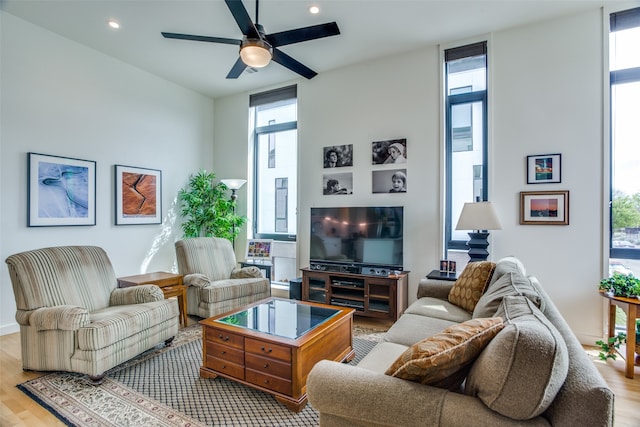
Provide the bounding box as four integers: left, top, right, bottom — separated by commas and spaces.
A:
0, 322, 19, 336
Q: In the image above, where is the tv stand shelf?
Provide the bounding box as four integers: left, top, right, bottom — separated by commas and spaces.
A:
301, 268, 408, 321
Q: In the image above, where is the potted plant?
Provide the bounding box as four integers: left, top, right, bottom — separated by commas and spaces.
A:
178, 170, 247, 240
598, 272, 640, 298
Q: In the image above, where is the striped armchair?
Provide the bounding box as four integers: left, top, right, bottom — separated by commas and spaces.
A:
5, 246, 179, 382
175, 237, 271, 318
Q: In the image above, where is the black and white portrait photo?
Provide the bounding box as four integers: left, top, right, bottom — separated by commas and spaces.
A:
323, 172, 353, 195
372, 169, 407, 194
323, 144, 353, 168
372, 138, 407, 165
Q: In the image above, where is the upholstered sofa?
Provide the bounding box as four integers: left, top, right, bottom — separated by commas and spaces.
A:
175, 237, 271, 318
5, 246, 179, 382
308, 257, 614, 426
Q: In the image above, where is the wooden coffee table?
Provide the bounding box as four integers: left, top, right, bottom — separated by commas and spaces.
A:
200, 297, 355, 412
117, 272, 188, 327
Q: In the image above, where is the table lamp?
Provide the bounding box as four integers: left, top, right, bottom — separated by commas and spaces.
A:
455, 200, 502, 262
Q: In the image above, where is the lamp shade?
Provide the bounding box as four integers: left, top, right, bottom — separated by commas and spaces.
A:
455, 201, 502, 231
220, 179, 247, 190
239, 39, 272, 68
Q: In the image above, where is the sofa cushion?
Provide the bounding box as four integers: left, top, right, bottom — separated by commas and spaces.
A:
473, 271, 545, 318
465, 295, 568, 420
405, 297, 473, 323
448, 261, 496, 312
357, 342, 409, 373
385, 317, 504, 390
383, 313, 459, 347
488, 257, 526, 287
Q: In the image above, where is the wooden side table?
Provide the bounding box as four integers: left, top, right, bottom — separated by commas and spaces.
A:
239, 260, 272, 282
118, 272, 188, 327
599, 291, 639, 379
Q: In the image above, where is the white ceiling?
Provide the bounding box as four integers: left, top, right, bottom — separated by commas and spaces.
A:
2, 0, 612, 99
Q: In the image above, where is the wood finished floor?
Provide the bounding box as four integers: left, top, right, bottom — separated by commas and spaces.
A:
1, 316, 638, 426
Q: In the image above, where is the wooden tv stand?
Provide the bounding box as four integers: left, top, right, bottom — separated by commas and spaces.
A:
301, 268, 408, 321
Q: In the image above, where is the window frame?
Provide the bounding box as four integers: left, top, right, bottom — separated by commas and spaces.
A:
250, 86, 298, 242
444, 42, 489, 252
608, 7, 640, 261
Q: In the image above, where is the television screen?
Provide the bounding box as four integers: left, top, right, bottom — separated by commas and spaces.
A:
310, 206, 403, 269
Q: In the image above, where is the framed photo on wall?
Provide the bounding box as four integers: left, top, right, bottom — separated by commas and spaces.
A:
372, 138, 407, 165
527, 153, 561, 184
115, 164, 162, 225
520, 190, 569, 225
323, 144, 353, 168
28, 152, 96, 227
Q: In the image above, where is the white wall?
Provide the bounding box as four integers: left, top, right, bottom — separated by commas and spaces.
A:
0, 12, 215, 335
214, 7, 608, 344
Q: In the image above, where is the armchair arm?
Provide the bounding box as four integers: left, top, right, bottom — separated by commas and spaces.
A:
230, 266, 263, 279
110, 285, 164, 305
417, 278, 455, 299
307, 360, 447, 427
28, 305, 90, 331
183, 273, 211, 288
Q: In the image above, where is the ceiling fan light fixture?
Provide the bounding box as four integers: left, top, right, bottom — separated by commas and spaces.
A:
240, 39, 272, 68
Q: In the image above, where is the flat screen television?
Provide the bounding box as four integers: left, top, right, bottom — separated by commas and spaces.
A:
310, 206, 403, 270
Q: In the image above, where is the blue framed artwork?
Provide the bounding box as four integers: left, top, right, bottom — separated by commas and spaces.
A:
527, 153, 561, 184
28, 152, 96, 226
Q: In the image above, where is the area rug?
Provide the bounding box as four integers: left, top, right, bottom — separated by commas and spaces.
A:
18, 324, 380, 427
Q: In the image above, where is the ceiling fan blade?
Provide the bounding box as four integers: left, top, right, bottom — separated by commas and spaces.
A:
226, 57, 248, 79
266, 22, 340, 47
272, 49, 317, 80
162, 32, 241, 46
224, 0, 260, 39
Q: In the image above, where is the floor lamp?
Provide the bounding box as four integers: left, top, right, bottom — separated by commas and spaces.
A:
455, 200, 502, 263
220, 179, 247, 249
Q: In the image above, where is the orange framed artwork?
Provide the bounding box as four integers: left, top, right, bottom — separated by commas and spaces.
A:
520, 190, 569, 225
115, 165, 162, 225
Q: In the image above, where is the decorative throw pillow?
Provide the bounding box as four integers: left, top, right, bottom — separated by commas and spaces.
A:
465, 296, 568, 420
448, 261, 496, 312
385, 317, 504, 390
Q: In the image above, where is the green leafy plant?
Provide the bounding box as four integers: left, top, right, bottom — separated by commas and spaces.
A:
595, 333, 626, 361
178, 170, 247, 240
599, 272, 640, 298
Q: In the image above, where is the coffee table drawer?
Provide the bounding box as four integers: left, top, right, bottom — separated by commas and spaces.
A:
206, 342, 244, 365
246, 353, 292, 380
206, 355, 244, 380
208, 329, 244, 349
246, 338, 291, 362
246, 368, 292, 395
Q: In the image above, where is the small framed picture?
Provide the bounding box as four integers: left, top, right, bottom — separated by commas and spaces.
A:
115, 165, 162, 225
440, 260, 449, 272
27, 152, 96, 227
526, 153, 561, 184
246, 239, 272, 260
520, 190, 569, 225
448, 260, 457, 273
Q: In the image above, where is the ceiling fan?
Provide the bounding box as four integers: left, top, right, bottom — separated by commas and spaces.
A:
162, 0, 340, 79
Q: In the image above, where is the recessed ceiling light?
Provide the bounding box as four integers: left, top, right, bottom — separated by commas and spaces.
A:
309, 5, 320, 14
107, 20, 120, 29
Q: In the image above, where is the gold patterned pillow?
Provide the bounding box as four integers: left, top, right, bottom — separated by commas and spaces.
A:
385, 317, 504, 390
448, 261, 496, 312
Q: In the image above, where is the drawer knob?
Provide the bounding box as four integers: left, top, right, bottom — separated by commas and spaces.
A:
264, 364, 269, 368
264, 380, 270, 384
261, 346, 273, 353
221, 351, 226, 355
218, 334, 229, 341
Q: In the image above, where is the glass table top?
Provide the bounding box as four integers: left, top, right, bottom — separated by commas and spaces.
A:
215, 299, 340, 339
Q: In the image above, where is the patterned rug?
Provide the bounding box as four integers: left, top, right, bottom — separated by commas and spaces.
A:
17, 323, 381, 427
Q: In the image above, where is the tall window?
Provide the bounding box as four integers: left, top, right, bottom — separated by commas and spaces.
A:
250, 86, 297, 241
609, 8, 640, 275
444, 42, 488, 262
